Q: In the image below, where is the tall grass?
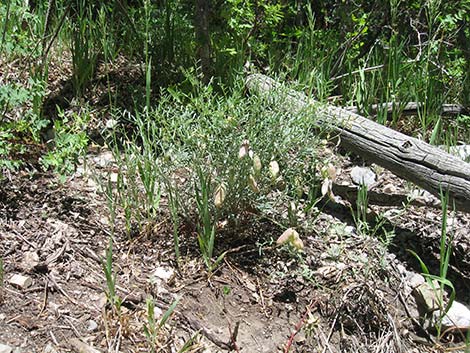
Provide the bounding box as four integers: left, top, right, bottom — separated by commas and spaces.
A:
101, 74, 324, 269
408, 189, 456, 339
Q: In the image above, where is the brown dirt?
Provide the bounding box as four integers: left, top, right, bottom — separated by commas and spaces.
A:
2, 56, 470, 353
2, 151, 470, 353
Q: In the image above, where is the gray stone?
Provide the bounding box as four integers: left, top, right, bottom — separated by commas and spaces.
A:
22, 251, 39, 271
350, 166, 376, 188
440, 301, 470, 330
0, 344, 13, 353
408, 273, 425, 289
8, 274, 32, 289
413, 280, 442, 313
87, 319, 98, 332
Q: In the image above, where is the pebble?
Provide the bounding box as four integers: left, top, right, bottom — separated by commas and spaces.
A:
87, 320, 98, 332
69, 339, 101, 353
151, 266, 174, 282
350, 166, 376, 188
22, 251, 39, 271
93, 151, 114, 168
413, 280, 442, 313
440, 301, 470, 330
8, 274, 32, 289
0, 344, 12, 353
408, 273, 425, 288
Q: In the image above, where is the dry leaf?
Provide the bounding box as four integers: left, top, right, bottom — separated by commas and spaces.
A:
327, 164, 337, 181
321, 178, 330, 197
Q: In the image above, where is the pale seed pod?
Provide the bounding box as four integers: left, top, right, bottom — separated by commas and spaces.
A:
214, 183, 226, 208
253, 155, 262, 174
269, 160, 279, 179
248, 174, 260, 193
276, 228, 304, 250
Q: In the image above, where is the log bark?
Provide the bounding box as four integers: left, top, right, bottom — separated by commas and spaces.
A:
345, 102, 467, 117
245, 74, 470, 213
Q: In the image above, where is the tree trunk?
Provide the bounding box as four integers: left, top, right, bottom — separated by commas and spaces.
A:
246, 74, 470, 213
194, 0, 212, 83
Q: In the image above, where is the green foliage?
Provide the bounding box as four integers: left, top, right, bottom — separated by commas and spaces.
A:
408, 189, 456, 339
0, 0, 44, 58
40, 110, 89, 180
102, 74, 323, 271
102, 236, 122, 313
143, 296, 180, 353
69, 0, 99, 95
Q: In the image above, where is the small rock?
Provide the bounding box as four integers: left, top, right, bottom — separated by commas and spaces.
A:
87, 319, 98, 332
69, 339, 101, 353
151, 267, 174, 282
43, 344, 59, 353
93, 151, 114, 168
413, 280, 442, 313
8, 274, 32, 289
396, 264, 406, 274
0, 344, 12, 353
440, 301, 470, 330
22, 251, 39, 271
350, 166, 376, 188
382, 183, 396, 194
408, 273, 425, 288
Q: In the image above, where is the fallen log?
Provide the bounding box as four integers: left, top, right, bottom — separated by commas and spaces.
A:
245, 74, 470, 213
345, 102, 467, 117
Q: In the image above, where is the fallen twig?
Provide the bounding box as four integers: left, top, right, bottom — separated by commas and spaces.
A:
284, 298, 321, 353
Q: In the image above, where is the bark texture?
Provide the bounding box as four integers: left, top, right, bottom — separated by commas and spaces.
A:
246, 74, 470, 213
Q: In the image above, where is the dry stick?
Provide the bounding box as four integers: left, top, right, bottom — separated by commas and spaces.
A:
41, 2, 72, 70
397, 291, 435, 345
284, 299, 320, 353
38, 280, 49, 317
49, 330, 60, 346
321, 312, 339, 353
331, 60, 419, 81
227, 320, 241, 353
47, 273, 79, 305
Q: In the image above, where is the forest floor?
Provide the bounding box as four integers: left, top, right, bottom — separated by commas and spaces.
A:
2, 57, 470, 353
2, 145, 470, 353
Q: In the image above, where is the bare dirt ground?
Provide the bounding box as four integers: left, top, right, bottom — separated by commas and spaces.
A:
2, 56, 470, 353
2, 148, 470, 353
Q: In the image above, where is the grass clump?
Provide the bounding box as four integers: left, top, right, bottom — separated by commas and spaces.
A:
101, 75, 325, 272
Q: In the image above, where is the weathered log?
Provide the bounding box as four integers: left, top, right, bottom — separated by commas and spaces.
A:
246, 74, 470, 213
345, 102, 468, 117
